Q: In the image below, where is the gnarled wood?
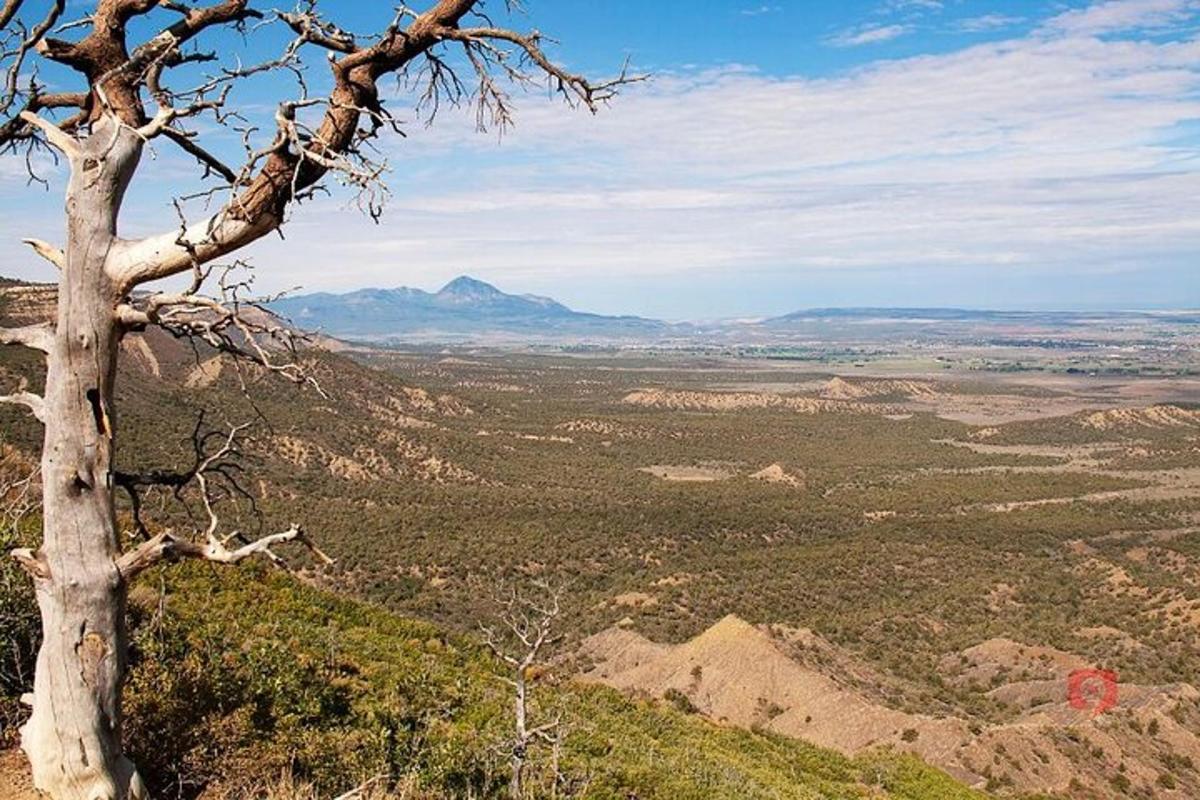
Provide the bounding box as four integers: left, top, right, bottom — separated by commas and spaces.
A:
0, 321, 53, 353
116, 524, 334, 580
0, 3, 633, 796
21, 238, 65, 270
19, 117, 148, 800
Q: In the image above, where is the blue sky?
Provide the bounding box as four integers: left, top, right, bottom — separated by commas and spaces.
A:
2, 0, 1199, 318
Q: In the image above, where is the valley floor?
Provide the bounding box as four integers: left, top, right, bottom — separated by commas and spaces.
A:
3, 285, 1199, 798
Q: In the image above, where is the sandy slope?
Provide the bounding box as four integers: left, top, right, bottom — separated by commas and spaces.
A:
579, 615, 1200, 798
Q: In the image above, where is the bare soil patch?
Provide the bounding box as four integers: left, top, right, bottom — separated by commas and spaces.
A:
623, 388, 881, 415
1082, 405, 1200, 431
749, 463, 804, 487
580, 616, 1200, 799
639, 465, 732, 482
0, 749, 36, 800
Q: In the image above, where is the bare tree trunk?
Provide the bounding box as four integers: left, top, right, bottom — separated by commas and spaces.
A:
511, 671, 527, 800
19, 120, 148, 800
482, 581, 562, 800
0, 4, 626, 796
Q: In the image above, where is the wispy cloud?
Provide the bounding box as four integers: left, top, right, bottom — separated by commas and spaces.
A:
883, 0, 943, 12
953, 14, 1026, 33
171, 15, 1197, 305
1042, 0, 1200, 35
739, 5, 781, 17
2, 0, 1199, 313
828, 23, 912, 47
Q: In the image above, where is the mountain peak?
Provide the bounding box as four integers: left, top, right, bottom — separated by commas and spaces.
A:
268, 276, 669, 341
437, 276, 502, 299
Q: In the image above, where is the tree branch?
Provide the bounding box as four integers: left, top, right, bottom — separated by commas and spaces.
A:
0, 0, 65, 124
0, 389, 45, 422
437, 26, 646, 114
114, 411, 237, 539
0, 90, 88, 151
113, 414, 334, 578
21, 238, 63, 270
0, 322, 53, 353
115, 523, 333, 580
0, 0, 27, 32
480, 579, 564, 668
104, 0, 639, 292
35, 0, 258, 127
278, 7, 359, 55
16, 109, 79, 156
160, 127, 237, 183
116, 262, 324, 394
11, 546, 49, 580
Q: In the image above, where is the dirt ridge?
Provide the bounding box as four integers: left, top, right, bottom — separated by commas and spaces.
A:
579, 615, 1200, 798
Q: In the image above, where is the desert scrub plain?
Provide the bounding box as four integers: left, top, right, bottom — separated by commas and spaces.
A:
0, 537, 988, 800
3, 286, 1200, 797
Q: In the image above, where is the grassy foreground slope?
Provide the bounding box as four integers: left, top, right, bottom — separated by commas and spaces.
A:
113, 564, 989, 800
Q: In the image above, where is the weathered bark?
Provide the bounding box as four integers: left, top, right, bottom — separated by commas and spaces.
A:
19, 118, 148, 800
481, 583, 562, 800
0, 4, 630, 796
511, 670, 528, 800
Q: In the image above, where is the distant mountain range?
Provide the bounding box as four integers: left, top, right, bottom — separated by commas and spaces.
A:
265, 276, 1199, 344
764, 307, 1200, 326
268, 276, 672, 342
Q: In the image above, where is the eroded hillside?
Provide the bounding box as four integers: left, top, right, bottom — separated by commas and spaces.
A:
581, 616, 1199, 798
4, 282, 1199, 798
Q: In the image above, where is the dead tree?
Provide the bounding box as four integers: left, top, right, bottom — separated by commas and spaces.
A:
0, 2, 635, 798
480, 580, 565, 800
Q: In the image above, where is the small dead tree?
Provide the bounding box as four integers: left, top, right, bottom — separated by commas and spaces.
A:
0, 2, 636, 797
480, 580, 565, 800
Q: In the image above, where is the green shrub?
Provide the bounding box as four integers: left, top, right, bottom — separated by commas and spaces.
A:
663, 688, 698, 715
114, 565, 992, 800
0, 502, 39, 745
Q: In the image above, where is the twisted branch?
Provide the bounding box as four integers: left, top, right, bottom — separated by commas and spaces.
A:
0, 388, 44, 422
100, 0, 641, 291
0, 322, 52, 353
114, 417, 333, 579
117, 262, 324, 394
116, 523, 332, 579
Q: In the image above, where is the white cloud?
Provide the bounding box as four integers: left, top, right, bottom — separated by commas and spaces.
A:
884, 0, 944, 12
264, 21, 1194, 293
954, 14, 1026, 33
2, 1, 1199, 312
1043, 0, 1200, 35
828, 23, 913, 47
740, 5, 781, 17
